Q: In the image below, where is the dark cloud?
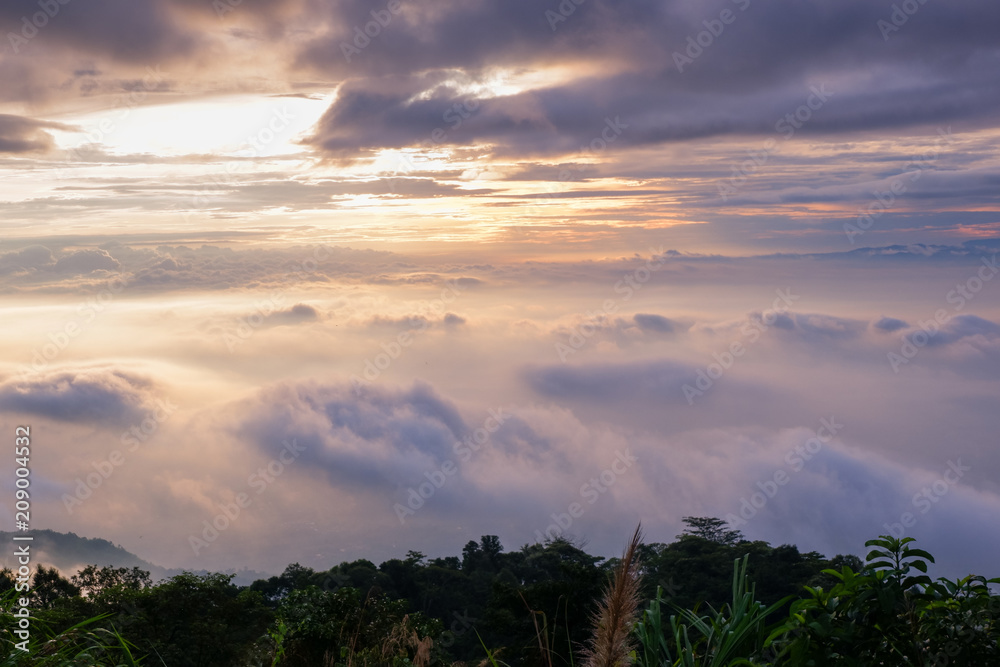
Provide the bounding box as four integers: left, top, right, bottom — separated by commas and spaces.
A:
0, 115, 74, 154
296, 0, 1000, 159
924, 314, 1000, 347
773, 313, 864, 340
633, 313, 675, 334
0, 369, 157, 426
524, 359, 696, 404
268, 303, 320, 325
873, 316, 909, 333
453, 277, 485, 288
1, 0, 997, 160
235, 381, 470, 489
0, 0, 199, 62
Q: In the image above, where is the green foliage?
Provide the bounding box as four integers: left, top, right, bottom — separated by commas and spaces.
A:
272, 584, 443, 666
0, 588, 145, 666
765, 535, 1000, 665
639, 534, 827, 612
71, 566, 151, 600
635, 556, 791, 667
31, 566, 81, 610
3, 528, 996, 667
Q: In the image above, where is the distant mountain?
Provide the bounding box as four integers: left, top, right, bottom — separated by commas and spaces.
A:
0, 529, 270, 587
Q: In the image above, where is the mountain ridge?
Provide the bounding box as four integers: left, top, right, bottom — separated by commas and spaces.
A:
0, 529, 270, 587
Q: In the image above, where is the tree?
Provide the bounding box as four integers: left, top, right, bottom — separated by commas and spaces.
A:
680, 516, 745, 546
31, 565, 80, 608
0, 568, 15, 595
71, 564, 151, 598
250, 562, 317, 602
275, 585, 443, 666
480, 535, 503, 560
462, 540, 481, 571
124, 572, 272, 667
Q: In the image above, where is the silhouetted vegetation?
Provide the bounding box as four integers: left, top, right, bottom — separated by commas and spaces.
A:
1, 520, 996, 666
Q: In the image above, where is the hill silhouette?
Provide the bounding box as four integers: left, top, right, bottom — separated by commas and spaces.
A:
0, 529, 268, 586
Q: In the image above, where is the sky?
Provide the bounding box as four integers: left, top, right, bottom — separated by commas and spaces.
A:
1, 0, 999, 578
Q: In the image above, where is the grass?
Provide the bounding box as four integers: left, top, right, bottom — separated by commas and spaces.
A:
634, 555, 791, 667
581, 524, 644, 667
1, 588, 150, 667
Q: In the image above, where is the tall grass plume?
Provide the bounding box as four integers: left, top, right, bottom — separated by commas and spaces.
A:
581, 524, 643, 667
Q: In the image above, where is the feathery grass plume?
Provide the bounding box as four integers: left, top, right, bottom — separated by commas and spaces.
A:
581, 524, 644, 667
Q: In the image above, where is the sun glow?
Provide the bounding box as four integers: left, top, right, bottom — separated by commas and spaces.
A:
50, 94, 333, 159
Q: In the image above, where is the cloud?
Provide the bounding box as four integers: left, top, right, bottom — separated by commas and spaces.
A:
296, 0, 1000, 159
0, 245, 54, 274
0, 115, 74, 154
774, 313, 866, 341
0, 0, 200, 62
52, 249, 121, 274
2, 0, 998, 166
366, 314, 430, 331
873, 316, 908, 333
923, 314, 1000, 347
0, 369, 157, 426
191, 377, 1000, 576
267, 303, 320, 325
0, 243, 404, 293
2, 0, 1000, 581
524, 359, 696, 404
233, 380, 470, 490
633, 313, 675, 334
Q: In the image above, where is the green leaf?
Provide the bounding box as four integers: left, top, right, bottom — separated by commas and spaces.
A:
903, 548, 935, 563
